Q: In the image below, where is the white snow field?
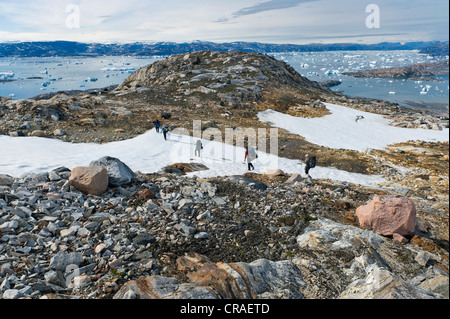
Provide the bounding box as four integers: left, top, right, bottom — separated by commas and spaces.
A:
258, 103, 449, 152
1, 102, 447, 187
1, 127, 386, 187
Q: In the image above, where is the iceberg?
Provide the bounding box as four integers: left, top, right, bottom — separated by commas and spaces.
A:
0, 72, 15, 80
102, 67, 136, 72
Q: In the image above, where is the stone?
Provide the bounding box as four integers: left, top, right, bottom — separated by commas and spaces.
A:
114, 276, 216, 299
393, 233, 409, 244
418, 276, 449, 299
356, 196, 417, 236
45, 270, 66, 288
228, 175, 268, 191
49, 251, 83, 271
415, 251, 433, 267
53, 129, 66, 136
339, 265, 443, 299
90, 157, 135, 187
285, 174, 303, 184
114, 254, 305, 300
69, 166, 109, 196
138, 189, 156, 201
2, 289, 23, 299
30, 130, 47, 137
133, 233, 156, 246
60, 228, 76, 238
70, 275, 91, 290
0, 174, 13, 186
194, 232, 209, 240
200, 181, 217, 197
429, 176, 442, 182
95, 244, 107, 254
263, 169, 285, 178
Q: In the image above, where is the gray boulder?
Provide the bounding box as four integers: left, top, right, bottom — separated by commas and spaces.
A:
227, 175, 268, 191
90, 156, 135, 187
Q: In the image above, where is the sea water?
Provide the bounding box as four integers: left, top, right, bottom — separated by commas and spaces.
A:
1, 51, 448, 114
0, 55, 161, 99
272, 50, 449, 114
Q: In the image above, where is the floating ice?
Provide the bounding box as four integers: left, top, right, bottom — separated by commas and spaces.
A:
0, 72, 14, 80
102, 67, 136, 72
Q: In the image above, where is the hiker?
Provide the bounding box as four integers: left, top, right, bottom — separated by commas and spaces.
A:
162, 125, 170, 141
304, 154, 317, 177
355, 115, 365, 123
153, 119, 161, 133
195, 140, 203, 157
244, 145, 257, 171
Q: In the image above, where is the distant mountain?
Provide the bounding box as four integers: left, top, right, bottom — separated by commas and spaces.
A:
419, 42, 449, 57
0, 40, 441, 58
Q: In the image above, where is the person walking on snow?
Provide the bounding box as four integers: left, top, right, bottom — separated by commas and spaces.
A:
195, 140, 203, 157
304, 154, 317, 177
153, 119, 161, 133
245, 145, 257, 171
162, 125, 170, 141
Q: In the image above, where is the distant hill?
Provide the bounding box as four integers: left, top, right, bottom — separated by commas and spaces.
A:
0, 40, 440, 58
343, 60, 449, 80
419, 42, 449, 57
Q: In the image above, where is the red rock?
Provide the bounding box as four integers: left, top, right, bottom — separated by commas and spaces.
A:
393, 233, 409, 244
69, 166, 108, 196
356, 195, 417, 236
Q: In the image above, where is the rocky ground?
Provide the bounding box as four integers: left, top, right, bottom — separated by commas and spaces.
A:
0, 164, 448, 299
0, 51, 448, 299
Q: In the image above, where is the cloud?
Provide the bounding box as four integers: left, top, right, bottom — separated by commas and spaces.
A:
231, 0, 318, 18
0, 0, 447, 44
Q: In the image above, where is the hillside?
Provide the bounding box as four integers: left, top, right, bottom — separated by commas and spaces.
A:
0, 50, 449, 300
115, 50, 330, 111
419, 42, 450, 57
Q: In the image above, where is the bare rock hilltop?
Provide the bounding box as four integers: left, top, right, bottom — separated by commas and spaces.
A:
114, 50, 331, 110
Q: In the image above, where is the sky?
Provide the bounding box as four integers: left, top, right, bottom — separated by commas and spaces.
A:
0, 0, 448, 44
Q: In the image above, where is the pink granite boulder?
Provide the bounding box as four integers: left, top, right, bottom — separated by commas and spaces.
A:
69, 166, 108, 196
356, 195, 417, 236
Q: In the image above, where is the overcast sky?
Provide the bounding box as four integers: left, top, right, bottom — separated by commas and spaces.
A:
0, 0, 448, 44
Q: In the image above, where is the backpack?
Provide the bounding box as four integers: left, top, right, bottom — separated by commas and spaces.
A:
248, 148, 257, 160
307, 156, 317, 168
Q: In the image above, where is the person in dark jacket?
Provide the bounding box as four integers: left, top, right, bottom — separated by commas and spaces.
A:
304, 154, 317, 177
195, 140, 203, 157
153, 120, 161, 133
162, 125, 170, 141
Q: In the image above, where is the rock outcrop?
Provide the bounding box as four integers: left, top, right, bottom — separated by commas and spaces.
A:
356, 196, 417, 236
114, 254, 306, 299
